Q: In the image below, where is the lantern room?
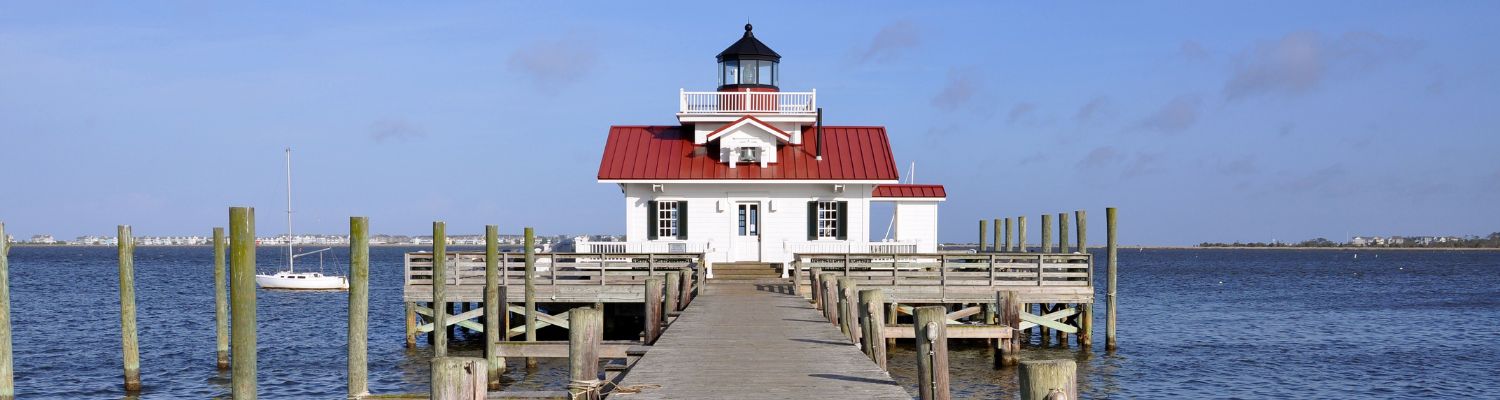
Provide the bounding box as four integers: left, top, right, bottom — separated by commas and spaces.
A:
717, 24, 780, 92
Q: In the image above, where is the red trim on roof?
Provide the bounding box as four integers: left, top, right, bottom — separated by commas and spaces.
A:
871, 184, 946, 198
597, 125, 899, 181
703, 115, 792, 142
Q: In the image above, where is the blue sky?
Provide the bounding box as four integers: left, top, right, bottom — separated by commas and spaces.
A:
2, 2, 1497, 245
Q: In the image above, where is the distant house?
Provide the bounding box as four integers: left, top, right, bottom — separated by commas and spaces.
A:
592, 25, 945, 273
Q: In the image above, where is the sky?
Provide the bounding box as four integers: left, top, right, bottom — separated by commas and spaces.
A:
2, 1, 1498, 245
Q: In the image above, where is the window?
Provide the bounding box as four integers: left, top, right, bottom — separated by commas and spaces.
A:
740, 60, 757, 85
738, 203, 759, 236
656, 201, 679, 239
723, 60, 739, 86
758, 61, 774, 85
816, 201, 839, 238
737, 147, 760, 163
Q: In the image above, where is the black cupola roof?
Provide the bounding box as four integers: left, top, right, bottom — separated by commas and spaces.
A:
716, 24, 780, 62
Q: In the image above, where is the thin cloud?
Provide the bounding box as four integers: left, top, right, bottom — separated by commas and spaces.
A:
1007, 102, 1036, 124
1075, 96, 1112, 122
1223, 31, 1418, 100
369, 119, 426, 143
931, 67, 982, 111
1122, 153, 1166, 178
1134, 95, 1202, 134
508, 34, 598, 86
1216, 155, 1259, 176
1180, 40, 1210, 60
1077, 146, 1123, 169
857, 20, 920, 63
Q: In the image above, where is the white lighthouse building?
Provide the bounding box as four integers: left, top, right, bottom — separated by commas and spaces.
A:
593, 25, 945, 274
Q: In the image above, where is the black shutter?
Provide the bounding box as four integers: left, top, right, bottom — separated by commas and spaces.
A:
676, 201, 688, 239
807, 201, 818, 240
836, 201, 849, 240
647, 201, 658, 240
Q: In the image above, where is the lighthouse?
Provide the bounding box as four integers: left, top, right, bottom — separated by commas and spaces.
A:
594, 25, 946, 276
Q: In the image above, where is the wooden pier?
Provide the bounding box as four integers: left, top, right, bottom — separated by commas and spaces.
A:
613, 282, 910, 399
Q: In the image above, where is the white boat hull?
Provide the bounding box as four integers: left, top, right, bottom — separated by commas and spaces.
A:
255, 272, 349, 290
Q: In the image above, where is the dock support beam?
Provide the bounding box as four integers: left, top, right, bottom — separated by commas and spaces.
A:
117, 225, 141, 392
1004, 217, 1013, 252
1075, 210, 1087, 252
431, 357, 486, 400
978, 219, 988, 252
347, 217, 369, 398
567, 307, 604, 400
1106, 207, 1118, 351
1017, 216, 1028, 252
213, 227, 229, 370
1059, 213, 1070, 254
229, 207, 257, 399
808, 267, 823, 310
664, 271, 681, 315
432, 222, 448, 357
857, 289, 887, 370
483, 225, 504, 389
0, 222, 13, 400
1019, 359, 1077, 400
523, 227, 538, 368
997, 291, 1021, 367
992, 218, 1001, 253
644, 277, 664, 344
1041, 214, 1052, 253
914, 306, 950, 400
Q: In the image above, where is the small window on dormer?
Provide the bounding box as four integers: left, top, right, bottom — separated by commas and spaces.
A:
737, 147, 761, 163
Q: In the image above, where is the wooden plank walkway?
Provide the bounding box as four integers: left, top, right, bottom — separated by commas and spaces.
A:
614, 282, 911, 399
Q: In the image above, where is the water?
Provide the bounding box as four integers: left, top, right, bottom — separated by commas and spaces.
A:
5, 247, 1499, 398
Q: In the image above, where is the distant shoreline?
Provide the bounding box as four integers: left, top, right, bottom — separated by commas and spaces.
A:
944, 245, 1500, 252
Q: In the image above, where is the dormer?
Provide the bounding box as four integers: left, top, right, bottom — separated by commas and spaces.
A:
679, 25, 817, 136
705, 115, 791, 167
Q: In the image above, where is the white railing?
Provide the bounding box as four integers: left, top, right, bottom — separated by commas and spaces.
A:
679, 89, 816, 115
783, 240, 919, 255
575, 240, 713, 254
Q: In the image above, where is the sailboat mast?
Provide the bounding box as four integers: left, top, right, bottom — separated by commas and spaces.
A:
286, 147, 294, 273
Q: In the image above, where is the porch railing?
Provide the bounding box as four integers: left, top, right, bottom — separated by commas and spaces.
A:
679, 89, 816, 114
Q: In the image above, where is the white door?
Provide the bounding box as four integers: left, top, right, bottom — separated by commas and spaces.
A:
731, 202, 762, 262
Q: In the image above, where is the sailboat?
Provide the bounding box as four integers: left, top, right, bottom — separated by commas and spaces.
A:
255, 148, 350, 291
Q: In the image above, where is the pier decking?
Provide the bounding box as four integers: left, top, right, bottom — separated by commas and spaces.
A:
615, 282, 910, 399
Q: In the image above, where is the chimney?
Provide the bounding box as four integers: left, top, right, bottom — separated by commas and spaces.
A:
815, 107, 824, 161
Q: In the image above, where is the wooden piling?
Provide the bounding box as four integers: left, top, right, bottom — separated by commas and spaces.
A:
664, 271, 681, 315
886, 302, 898, 348
818, 273, 836, 323
857, 289, 887, 370
835, 277, 856, 342
567, 307, 603, 400
1078, 303, 1093, 348
1106, 207, 1118, 351
1019, 359, 1077, 400
229, 207, 257, 399
1040, 214, 1052, 253
677, 267, 692, 310
1039, 304, 1051, 346
913, 306, 950, 400
405, 302, 417, 348
0, 223, 12, 400
117, 225, 141, 392
843, 278, 861, 346
1058, 213, 1070, 254
1075, 210, 1087, 252
997, 291, 1021, 367
430, 357, 486, 400
644, 277, 664, 344
978, 219, 988, 252
347, 217, 370, 398
1004, 218, 1013, 252
809, 267, 823, 310
992, 218, 1002, 253
213, 227, 229, 370
432, 221, 448, 357
1017, 216, 1028, 252
483, 225, 503, 388
523, 227, 537, 368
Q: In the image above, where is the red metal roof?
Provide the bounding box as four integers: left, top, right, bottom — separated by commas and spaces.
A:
871, 184, 947, 198
597, 125, 900, 181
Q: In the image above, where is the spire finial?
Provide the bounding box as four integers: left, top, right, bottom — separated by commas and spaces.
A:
744, 23, 753, 35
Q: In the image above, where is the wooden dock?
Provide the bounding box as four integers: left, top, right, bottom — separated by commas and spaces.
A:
613, 282, 910, 399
